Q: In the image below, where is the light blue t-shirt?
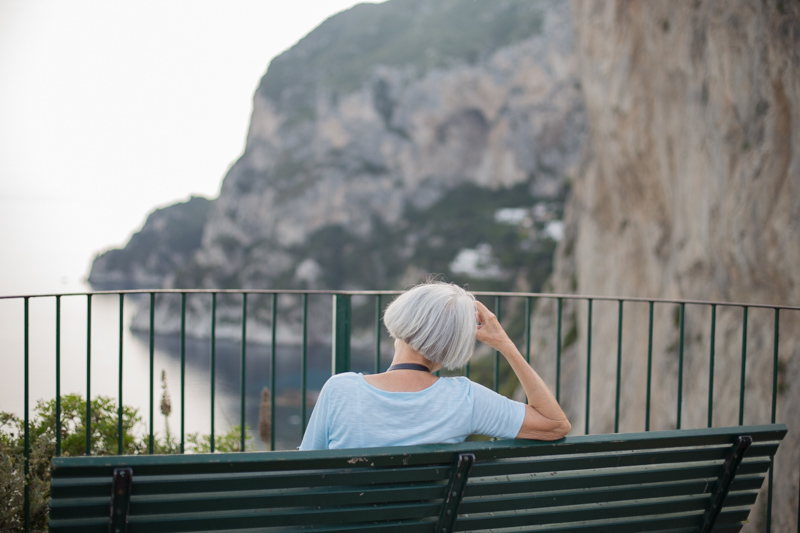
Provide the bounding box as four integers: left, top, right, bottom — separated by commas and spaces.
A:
299, 372, 526, 450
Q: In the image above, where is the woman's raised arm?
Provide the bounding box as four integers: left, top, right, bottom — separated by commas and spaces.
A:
475, 301, 571, 441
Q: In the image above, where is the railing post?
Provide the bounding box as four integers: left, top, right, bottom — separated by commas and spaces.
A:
270, 293, 277, 451
210, 293, 216, 453
739, 306, 748, 426
55, 295, 62, 457
86, 294, 92, 455
646, 301, 654, 431
585, 298, 592, 435
24, 297, 30, 533
375, 295, 382, 374
332, 294, 351, 374
677, 302, 685, 430
615, 300, 623, 433
118, 293, 124, 455
556, 298, 562, 403
240, 293, 247, 452
708, 304, 716, 428
301, 293, 308, 435
494, 296, 502, 392
148, 292, 154, 454
180, 293, 186, 454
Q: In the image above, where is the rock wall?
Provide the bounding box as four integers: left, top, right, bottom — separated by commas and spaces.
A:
189, 0, 582, 293
120, 0, 587, 343
531, 1, 799, 528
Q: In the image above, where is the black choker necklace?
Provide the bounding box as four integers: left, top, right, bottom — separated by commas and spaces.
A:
387, 363, 431, 372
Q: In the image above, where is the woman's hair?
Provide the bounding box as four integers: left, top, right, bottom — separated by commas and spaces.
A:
383, 281, 477, 370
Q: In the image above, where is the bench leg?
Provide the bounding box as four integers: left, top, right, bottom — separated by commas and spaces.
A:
110, 467, 133, 533
436, 453, 475, 533
700, 436, 753, 533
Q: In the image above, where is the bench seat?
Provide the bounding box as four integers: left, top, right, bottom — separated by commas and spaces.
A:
50, 424, 787, 533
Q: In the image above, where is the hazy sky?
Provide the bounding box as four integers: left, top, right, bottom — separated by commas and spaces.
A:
0, 0, 379, 295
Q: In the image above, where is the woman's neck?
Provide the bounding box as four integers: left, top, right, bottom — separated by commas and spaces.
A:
390, 341, 441, 372
361, 340, 440, 392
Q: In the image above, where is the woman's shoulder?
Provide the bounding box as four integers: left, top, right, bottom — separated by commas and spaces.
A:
321, 372, 365, 392
324, 372, 362, 387
436, 375, 474, 392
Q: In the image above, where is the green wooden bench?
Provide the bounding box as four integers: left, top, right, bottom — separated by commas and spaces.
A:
50, 424, 786, 533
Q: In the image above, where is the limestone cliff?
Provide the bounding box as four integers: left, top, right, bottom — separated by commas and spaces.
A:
91, 0, 586, 342
188, 0, 582, 295
530, 1, 799, 528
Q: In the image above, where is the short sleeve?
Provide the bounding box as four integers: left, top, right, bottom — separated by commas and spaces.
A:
298, 381, 331, 450
469, 380, 526, 439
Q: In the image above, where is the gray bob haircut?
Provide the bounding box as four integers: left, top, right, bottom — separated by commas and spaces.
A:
383, 282, 477, 370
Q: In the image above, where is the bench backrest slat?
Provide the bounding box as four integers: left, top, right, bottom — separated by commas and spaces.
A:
49, 424, 786, 533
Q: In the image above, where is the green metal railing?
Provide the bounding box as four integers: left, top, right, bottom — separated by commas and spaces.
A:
1, 289, 798, 532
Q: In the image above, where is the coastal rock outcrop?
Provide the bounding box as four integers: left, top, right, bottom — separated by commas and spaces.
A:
90, 0, 586, 343
88, 196, 211, 290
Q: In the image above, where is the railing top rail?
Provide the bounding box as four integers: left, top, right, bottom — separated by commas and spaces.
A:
1, 288, 799, 311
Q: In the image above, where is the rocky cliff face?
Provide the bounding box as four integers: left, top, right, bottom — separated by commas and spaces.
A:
88, 196, 211, 289
530, 1, 799, 528
188, 0, 582, 294
91, 0, 586, 342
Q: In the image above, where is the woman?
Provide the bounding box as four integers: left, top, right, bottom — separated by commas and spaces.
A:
299, 282, 570, 450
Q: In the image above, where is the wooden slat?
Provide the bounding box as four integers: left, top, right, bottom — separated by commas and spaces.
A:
48, 517, 108, 533
457, 494, 714, 530
51, 464, 452, 499
50, 482, 447, 519
454, 500, 760, 533
470, 442, 778, 478
131, 483, 446, 515
714, 506, 754, 526
465, 459, 772, 498
455, 509, 704, 532
127, 500, 443, 532
48, 497, 108, 520
461, 476, 759, 515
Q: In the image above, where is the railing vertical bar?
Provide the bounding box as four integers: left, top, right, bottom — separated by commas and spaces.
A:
375, 295, 382, 373
708, 305, 716, 428
525, 297, 532, 364
677, 303, 685, 430
148, 292, 154, 454
767, 308, 779, 533
24, 297, 30, 533
180, 293, 186, 454
210, 292, 216, 453
585, 298, 592, 435
556, 298, 562, 403
55, 295, 61, 457
333, 295, 352, 374
524, 297, 532, 404
118, 294, 124, 455
493, 296, 501, 392
270, 293, 277, 451
646, 301, 654, 432
739, 306, 748, 426
86, 294, 92, 455
771, 309, 780, 424
240, 293, 247, 452
301, 293, 308, 434
615, 300, 623, 433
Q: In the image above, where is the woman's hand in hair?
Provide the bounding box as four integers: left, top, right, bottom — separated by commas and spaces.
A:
475, 301, 514, 353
